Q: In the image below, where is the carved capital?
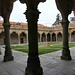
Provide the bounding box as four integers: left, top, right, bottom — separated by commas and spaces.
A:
25, 10, 40, 22
19, 0, 46, 10
55, 0, 72, 15
61, 21, 69, 27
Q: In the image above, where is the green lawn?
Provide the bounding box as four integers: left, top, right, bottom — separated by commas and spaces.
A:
11, 42, 75, 55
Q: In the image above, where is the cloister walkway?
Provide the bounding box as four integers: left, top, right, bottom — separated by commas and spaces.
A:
0, 47, 75, 75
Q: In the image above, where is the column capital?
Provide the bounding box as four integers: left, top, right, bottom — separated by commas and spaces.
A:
60, 21, 70, 24
19, 0, 46, 4
60, 21, 70, 27
19, 0, 46, 11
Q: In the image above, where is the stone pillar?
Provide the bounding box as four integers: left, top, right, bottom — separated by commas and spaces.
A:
25, 10, 43, 75
0, 45, 2, 55
46, 34, 47, 42
50, 34, 52, 42
61, 21, 72, 60
56, 34, 57, 42
3, 23, 14, 62
18, 34, 20, 44
19, 0, 46, 74
40, 34, 42, 42
27, 34, 28, 44
69, 33, 71, 42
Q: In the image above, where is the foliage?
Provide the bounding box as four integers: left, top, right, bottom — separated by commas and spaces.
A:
70, 17, 75, 21
52, 14, 61, 26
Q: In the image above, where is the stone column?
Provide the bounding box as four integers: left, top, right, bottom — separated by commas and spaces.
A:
69, 33, 71, 42
0, 45, 2, 55
46, 34, 47, 42
25, 10, 43, 75
27, 34, 28, 44
56, 34, 57, 42
55, 0, 72, 60
3, 23, 14, 62
50, 34, 52, 42
19, 0, 46, 74
18, 34, 20, 44
61, 21, 72, 60
40, 34, 42, 42
20, 0, 45, 75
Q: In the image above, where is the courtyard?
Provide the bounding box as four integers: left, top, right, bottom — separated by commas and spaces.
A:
0, 0, 75, 75
0, 45, 75, 75
10, 42, 75, 55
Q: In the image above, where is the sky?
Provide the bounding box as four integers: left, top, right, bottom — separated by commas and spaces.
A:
1, 0, 74, 27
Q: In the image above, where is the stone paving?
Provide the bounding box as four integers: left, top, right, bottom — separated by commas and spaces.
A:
0, 47, 75, 75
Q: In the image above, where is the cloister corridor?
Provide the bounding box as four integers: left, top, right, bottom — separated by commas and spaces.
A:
0, 0, 75, 75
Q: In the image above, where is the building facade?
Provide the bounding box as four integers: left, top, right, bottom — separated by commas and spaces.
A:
0, 21, 75, 45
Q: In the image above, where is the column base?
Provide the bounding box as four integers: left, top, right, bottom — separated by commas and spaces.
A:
3, 56, 14, 62
61, 48, 72, 60
61, 55, 72, 60
25, 67, 43, 75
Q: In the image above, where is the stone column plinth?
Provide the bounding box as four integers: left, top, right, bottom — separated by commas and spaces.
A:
61, 21, 72, 60
3, 23, 14, 62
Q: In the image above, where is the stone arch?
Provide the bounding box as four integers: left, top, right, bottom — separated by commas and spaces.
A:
42, 33, 46, 42
20, 32, 27, 43
57, 32, 62, 42
38, 33, 40, 42
10, 32, 18, 44
0, 32, 5, 45
71, 31, 75, 42
52, 33, 56, 42
47, 33, 50, 42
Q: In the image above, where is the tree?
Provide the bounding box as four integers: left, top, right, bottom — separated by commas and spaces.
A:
70, 17, 75, 21
52, 14, 61, 26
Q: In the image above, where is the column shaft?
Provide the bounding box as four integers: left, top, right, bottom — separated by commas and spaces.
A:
69, 33, 71, 42
46, 34, 47, 42
25, 10, 43, 75
18, 34, 20, 44
40, 34, 42, 42
3, 24, 14, 62
61, 21, 72, 60
50, 34, 52, 42
56, 34, 57, 42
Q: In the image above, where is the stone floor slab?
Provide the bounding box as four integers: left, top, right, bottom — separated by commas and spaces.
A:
0, 47, 75, 75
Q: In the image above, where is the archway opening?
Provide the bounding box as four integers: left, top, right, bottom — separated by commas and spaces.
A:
42, 33, 46, 42
57, 32, 62, 42
20, 32, 27, 43
47, 33, 50, 42
71, 31, 75, 42
10, 32, 18, 44
52, 33, 56, 41
0, 32, 5, 45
